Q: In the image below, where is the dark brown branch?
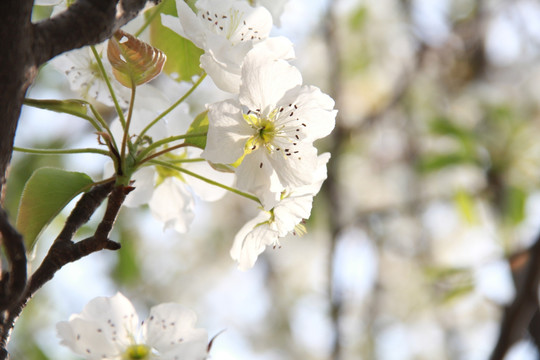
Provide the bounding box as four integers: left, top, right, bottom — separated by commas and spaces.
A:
32, 0, 153, 66
0, 0, 34, 196
24, 184, 128, 302
0, 184, 130, 357
56, 179, 116, 243
0, 209, 26, 310
490, 234, 540, 360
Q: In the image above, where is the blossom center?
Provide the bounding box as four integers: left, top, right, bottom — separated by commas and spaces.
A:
123, 344, 150, 360
244, 112, 277, 152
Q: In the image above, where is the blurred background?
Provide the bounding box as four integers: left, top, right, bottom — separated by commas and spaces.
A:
6, 0, 540, 359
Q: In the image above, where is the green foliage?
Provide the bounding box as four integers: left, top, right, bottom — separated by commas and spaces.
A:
349, 5, 369, 30
24, 98, 88, 118
418, 153, 476, 173
112, 220, 142, 286
16, 168, 94, 251
424, 266, 474, 303
503, 186, 527, 225
454, 189, 478, 224
149, 0, 204, 82
419, 117, 479, 172
4, 146, 65, 220
184, 110, 208, 149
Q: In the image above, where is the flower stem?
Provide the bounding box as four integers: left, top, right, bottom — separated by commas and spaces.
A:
90, 45, 126, 128
86, 102, 118, 151
136, 132, 207, 163
14, 146, 110, 156
134, 0, 166, 37
150, 159, 261, 205
138, 73, 207, 139
139, 143, 188, 165
120, 82, 137, 169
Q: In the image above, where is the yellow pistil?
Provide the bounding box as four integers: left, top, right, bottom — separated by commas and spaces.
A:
243, 110, 278, 154
123, 344, 150, 360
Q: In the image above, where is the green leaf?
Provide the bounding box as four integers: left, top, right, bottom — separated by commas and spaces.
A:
429, 117, 477, 155
16, 168, 94, 251
24, 98, 88, 117
349, 5, 369, 30
107, 30, 166, 88
454, 189, 478, 224
441, 283, 475, 303
504, 186, 527, 225
429, 117, 473, 139
149, 0, 203, 82
112, 224, 141, 286
184, 110, 208, 149
418, 153, 475, 173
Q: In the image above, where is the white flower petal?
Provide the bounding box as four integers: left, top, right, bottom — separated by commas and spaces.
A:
251, 36, 295, 61
183, 159, 235, 202
231, 211, 277, 270
279, 85, 337, 143
173, 0, 207, 48
254, 0, 289, 26
239, 56, 302, 113
51, 46, 130, 107
149, 177, 195, 233
203, 99, 251, 164
57, 293, 138, 359
142, 303, 208, 360
273, 153, 330, 235
268, 141, 319, 189
123, 166, 156, 208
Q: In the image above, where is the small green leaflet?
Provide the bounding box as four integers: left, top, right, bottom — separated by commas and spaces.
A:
184, 110, 208, 149
16, 168, 94, 251
24, 98, 88, 117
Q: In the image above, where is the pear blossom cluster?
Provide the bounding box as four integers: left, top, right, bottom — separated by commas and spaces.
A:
164, 0, 337, 269
46, 0, 333, 272
34, 0, 333, 357
57, 292, 209, 360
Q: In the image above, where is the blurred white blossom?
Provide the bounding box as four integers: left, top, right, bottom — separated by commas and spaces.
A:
57, 292, 208, 360
51, 45, 130, 107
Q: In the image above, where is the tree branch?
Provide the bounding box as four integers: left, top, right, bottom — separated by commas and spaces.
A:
0, 183, 130, 358
0, 0, 34, 196
32, 0, 154, 66
490, 234, 540, 360
0, 209, 26, 310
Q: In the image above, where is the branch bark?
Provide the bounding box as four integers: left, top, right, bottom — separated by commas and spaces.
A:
490, 234, 540, 360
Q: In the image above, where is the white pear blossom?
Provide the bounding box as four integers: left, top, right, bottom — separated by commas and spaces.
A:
51, 45, 130, 107
231, 153, 330, 270
202, 47, 336, 209
57, 292, 208, 360
161, 0, 294, 93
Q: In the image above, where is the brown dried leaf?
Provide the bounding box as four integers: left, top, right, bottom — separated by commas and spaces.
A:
107, 30, 166, 88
